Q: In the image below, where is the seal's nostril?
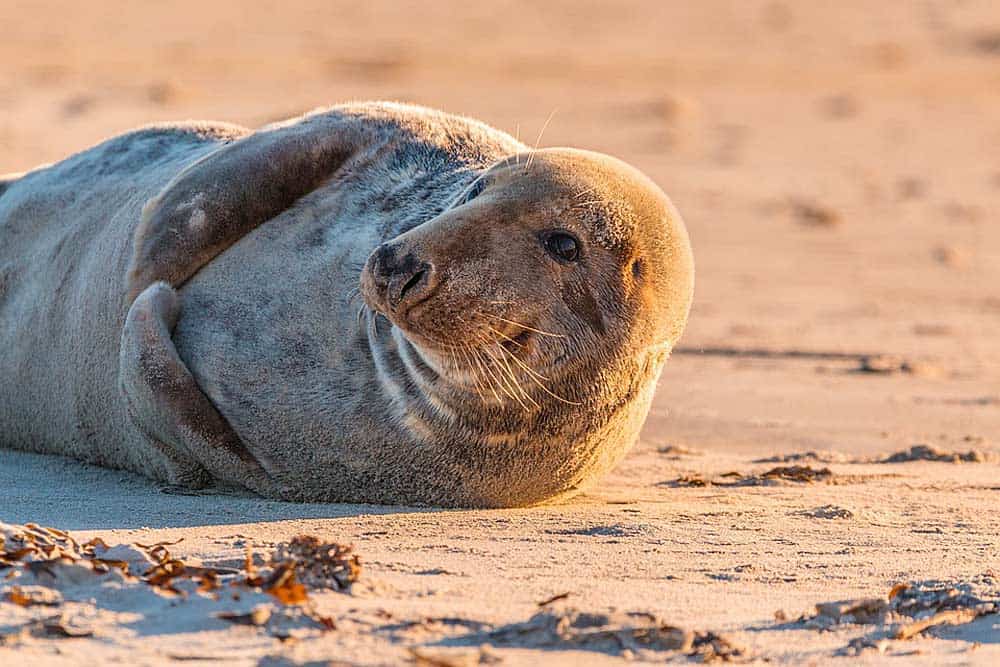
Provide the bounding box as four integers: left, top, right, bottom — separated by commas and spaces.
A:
373, 244, 397, 278
398, 268, 426, 301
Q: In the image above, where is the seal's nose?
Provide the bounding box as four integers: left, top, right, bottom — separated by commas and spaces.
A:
368, 243, 436, 312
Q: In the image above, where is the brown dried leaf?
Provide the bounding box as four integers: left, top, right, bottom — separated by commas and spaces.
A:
25, 524, 70, 541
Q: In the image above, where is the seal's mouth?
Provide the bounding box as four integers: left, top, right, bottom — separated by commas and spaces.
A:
498, 328, 532, 354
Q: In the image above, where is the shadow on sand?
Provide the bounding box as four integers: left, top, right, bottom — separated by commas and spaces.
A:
0, 448, 443, 530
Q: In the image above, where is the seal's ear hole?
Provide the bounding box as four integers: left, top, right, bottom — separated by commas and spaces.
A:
630, 258, 645, 280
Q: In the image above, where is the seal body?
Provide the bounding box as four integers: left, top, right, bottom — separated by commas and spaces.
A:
0, 123, 248, 482
0, 103, 693, 507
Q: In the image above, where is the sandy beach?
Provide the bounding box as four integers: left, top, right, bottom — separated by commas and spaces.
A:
1, 1, 998, 664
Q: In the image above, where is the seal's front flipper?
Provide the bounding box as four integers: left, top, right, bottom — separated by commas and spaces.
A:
126, 112, 376, 302
119, 282, 280, 496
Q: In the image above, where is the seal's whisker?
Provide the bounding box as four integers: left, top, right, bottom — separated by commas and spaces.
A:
525, 109, 557, 171
479, 331, 536, 409
573, 186, 598, 200
345, 287, 366, 311
482, 344, 530, 410
490, 343, 539, 409
468, 346, 493, 403
573, 200, 606, 208
496, 342, 582, 406
453, 316, 490, 401
483, 343, 524, 394
476, 339, 519, 408
458, 346, 486, 402
470, 347, 502, 403
491, 333, 551, 384
514, 122, 522, 166
485, 314, 565, 338
458, 346, 481, 399
487, 325, 526, 351
489, 333, 545, 386
471, 334, 509, 402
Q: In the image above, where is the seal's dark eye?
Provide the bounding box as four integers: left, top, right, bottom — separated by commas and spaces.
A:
542, 231, 580, 262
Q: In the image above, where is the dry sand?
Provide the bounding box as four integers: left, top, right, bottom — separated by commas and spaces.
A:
1, 1, 998, 664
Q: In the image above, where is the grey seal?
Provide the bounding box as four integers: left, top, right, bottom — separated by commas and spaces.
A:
0, 102, 694, 507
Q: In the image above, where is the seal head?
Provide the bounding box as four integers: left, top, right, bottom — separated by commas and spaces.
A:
359, 147, 694, 505
362, 147, 693, 405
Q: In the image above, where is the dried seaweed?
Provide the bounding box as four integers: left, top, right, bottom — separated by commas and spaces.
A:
5, 584, 62, 607
892, 609, 979, 640
794, 505, 853, 520
1, 522, 354, 644
272, 535, 361, 591
39, 615, 95, 638
689, 631, 747, 663
217, 605, 272, 626
797, 581, 999, 654
0, 614, 94, 643
537, 592, 572, 607
665, 466, 834, 488
759, 466, 833, 483
668, 474, 709, 487
260, 562, 309, 605
880, 444, 990, 464
474, 608, 749, 662
753, 451, 852, 464
657, 445, 704, 459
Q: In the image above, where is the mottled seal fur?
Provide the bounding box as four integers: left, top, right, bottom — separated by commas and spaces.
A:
0, 102, 693, 507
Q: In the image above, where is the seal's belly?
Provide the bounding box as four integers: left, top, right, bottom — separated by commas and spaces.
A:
173, 192, 409, 491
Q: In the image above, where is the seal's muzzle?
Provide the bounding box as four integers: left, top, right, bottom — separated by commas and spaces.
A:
363, 242, 437, 317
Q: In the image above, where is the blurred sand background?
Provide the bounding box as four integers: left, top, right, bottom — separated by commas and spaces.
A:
1, 1, 999, 664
